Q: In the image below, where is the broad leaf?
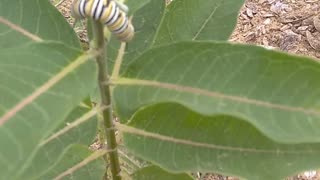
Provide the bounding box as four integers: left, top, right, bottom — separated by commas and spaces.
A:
0, 0, 80, 48
123, 103, 320, 180
107, 0, 165, 74
153, 0, 245, 46
132, 165, 193, 180
118, 145, 150, 175
113, 42, 320, 143
21, 105, 99, 179
0, 42, 96, 179
38, 145, 105, 180
126, 0, 151, 15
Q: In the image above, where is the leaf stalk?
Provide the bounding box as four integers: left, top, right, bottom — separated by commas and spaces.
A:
91, 20, 121, 180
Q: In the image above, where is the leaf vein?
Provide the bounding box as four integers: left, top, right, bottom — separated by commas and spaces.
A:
192, 0, 222, 40
113, 78, 320, 117
117, 123, 317, 154
0, 52, 95, 126
0, 16, 42, 42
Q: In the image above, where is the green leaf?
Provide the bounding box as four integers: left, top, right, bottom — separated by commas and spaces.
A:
107, 0, 165, 74
0, 0, 80, 48
153, 0, 245, 46
38, 145, 105, 180
113, 42, 320, 143
126, 0, 151, 15
132, 165, 193, 180
123, 103, 320, 180
0, 42, 96, 179
118, 145, 151, 174
21, 105, 98, 179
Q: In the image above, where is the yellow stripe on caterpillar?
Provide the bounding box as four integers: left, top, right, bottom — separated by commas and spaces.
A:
71, 0, 134, 42
108, 12, 126, 31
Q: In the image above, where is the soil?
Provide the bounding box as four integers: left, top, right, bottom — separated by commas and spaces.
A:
53, 0, 320, 179
231, 0, 320, 59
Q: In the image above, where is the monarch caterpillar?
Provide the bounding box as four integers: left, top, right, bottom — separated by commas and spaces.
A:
71, 0, 134, 42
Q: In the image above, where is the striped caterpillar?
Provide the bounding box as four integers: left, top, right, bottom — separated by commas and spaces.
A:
71, 0, 134, 42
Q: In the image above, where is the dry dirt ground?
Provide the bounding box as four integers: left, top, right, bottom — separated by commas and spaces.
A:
53, 0, 320, 179
231, 0, 320, 59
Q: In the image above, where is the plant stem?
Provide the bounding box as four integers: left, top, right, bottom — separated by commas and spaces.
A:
91, 20, 121, 180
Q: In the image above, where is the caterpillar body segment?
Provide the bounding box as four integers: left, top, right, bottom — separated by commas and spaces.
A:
71, 0, 134, 42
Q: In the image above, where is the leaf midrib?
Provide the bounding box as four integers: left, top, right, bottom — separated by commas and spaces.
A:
113, 78, 320, 116
118, 123, 318, 154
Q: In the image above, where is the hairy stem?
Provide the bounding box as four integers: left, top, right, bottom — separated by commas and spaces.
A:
91, 20, 121, 180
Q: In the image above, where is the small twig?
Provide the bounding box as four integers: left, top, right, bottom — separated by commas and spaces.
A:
281, 14, 315, 24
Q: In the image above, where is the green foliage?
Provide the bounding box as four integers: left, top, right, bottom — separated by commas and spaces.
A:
132, 165, 193, 180
0, 0, 80, 48
0, 42, 99, 179
123, 103, 320, 180
126, 0, 151, 15
35, 144, 105, 180
113, 42, 320, 143
107, 0, 165, 72
1, 0, 320, 179
21, 106, 100, 179
0, 0, 102, 179
153, 0, 246, 45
